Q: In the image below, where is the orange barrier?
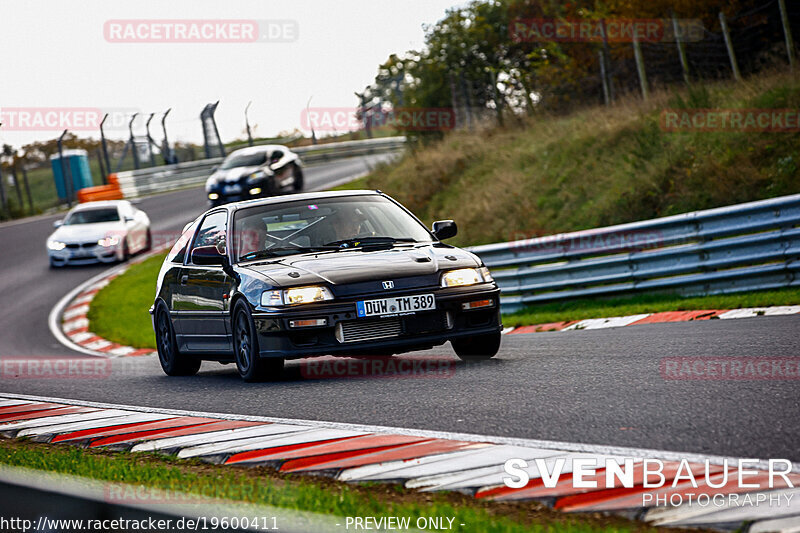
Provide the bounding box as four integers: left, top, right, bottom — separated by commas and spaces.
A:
77, 174, 123, 203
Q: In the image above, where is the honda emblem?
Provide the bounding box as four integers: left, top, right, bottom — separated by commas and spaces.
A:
382, 281, 394, 290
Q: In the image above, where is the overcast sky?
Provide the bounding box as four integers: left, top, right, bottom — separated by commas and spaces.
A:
0, 0, 462, 149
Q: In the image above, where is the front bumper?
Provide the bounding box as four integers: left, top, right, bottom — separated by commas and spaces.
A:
207, 180, 267, 206
48, 244, 121, 266
251, 285, 502, 359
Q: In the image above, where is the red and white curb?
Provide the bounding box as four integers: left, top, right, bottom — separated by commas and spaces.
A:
0, 393, 798, 531
49, 254, 162, 358
506, 306, 800, 335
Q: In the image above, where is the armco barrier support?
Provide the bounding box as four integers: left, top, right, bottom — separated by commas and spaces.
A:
115, 136, 406, 199
468, 194, 800, 314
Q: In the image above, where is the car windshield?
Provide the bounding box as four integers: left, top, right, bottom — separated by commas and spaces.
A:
232, 195, 433, 262
64, 208, 120, 225
219, 152, 267, 170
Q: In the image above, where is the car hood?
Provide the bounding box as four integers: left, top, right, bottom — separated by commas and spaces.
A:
206, 166, 270, 189
49, 221, 126, 243
240, 245, 481, 287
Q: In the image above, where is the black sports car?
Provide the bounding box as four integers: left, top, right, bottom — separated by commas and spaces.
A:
152, 190, 502, 381
205, 145, 303, 207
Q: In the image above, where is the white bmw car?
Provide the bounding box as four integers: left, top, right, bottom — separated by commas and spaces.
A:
47, 200, 151, 267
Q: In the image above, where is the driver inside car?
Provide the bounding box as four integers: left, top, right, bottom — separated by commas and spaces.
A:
320, 208, 369, 246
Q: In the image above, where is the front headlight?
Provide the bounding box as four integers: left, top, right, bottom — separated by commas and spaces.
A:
261, 286, 335, 307
47, 240, 66, 251
97, 236, 120, 247
208, 192, 219, 200
440, 267, 492, 288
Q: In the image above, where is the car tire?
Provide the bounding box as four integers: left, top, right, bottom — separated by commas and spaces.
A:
156, 304, 201, 376
451, 332, 501, 361
233, 300, 283, 382
292, 164, 304, 192
144, 229, 152, 252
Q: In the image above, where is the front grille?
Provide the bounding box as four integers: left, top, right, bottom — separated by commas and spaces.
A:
336, 318, 402, 344
66, 244, 80, 249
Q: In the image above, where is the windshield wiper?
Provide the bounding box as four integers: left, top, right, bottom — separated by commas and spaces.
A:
239, 246, 338, 261
324, 237, 417, 248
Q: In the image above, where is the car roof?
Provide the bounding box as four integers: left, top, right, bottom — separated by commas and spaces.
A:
70, 200, 129, 212
223, 190, 383, 211
227, 144, 288, 157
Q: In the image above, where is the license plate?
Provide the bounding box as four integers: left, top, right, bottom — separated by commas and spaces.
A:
356, 294, 436, 318
223, 184, 242, 194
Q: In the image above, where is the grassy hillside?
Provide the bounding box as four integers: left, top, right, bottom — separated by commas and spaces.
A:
355, 71, 800, 247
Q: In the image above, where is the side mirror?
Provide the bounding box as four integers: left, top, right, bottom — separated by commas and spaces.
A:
53, 219, 64, 228
432, 220, 457, 240
124, 216, 134, 223
211, 165, 219, 173
191, 245, 225, 266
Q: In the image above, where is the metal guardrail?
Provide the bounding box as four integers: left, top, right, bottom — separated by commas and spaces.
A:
469, 194, 800, 314
116, 136, 406, 198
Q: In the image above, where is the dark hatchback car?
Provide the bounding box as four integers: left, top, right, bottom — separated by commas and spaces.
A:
152, 191, 502, 381
205, 145, 303, 207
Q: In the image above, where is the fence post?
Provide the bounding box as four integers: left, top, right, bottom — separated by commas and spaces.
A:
57, 129, 73, 207
719, 12, 742, 81
99, 114, 111, 185
460, 72, 474, 131
598, 51, 610, 106
632, 33, 649, 100
128, 113, 140, 170
96, 149, 107, 186
20, 161, 33, 215
161, 108, 173, 164
672, 14, 691, 84
600, 19, 615, 103
0, 163, 7, 218
10, 159, 23, 209
778, 0, 796, 70
145, 113, 157, 167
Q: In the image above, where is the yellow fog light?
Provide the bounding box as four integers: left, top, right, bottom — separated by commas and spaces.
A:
249, 187, 262, 195
208, 193, 219, 200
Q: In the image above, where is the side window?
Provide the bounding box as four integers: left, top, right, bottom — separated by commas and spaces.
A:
190, 211, 228, 258
168, 222, 195, 264
270, 150, 283, 164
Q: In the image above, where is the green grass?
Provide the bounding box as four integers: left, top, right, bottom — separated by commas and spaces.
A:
359, 71, 800, 248
0, 439, 660, 533
87, 253, 166, 350
503, 287, 800, 328
330, 175, 370, 191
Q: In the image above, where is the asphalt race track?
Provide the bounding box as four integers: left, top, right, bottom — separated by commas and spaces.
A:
1, 155, 798, 464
